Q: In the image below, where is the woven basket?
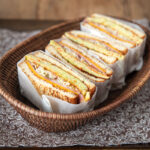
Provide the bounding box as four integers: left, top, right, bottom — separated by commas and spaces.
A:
0, 17, 150, 132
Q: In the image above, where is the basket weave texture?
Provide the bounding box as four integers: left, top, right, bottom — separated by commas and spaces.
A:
0, 18, 150, 132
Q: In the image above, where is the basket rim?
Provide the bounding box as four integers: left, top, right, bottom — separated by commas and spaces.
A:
0, 17, 150, 120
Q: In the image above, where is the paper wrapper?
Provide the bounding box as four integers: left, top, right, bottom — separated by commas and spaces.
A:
80, 17, 146, 88
119, 20, 146, 75
94, 78, 111, 106
17, 50, 97, 114
88, 50, 126, 90
45, 49, 112, 107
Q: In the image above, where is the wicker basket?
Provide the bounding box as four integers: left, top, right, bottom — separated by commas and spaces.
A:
0, 17, 150, 132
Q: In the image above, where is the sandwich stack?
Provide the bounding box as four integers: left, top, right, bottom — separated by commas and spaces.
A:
17, 14, 146, 114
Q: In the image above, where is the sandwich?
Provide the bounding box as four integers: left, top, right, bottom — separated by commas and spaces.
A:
18, 51, 96, 105
81, 13, 145, 47
81, 13, 146, 74
17, 13, 146, 113
45, 39, 113, 105
63, 30, 127, 89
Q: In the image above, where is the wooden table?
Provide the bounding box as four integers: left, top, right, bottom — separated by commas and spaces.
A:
0, 19, 150, 149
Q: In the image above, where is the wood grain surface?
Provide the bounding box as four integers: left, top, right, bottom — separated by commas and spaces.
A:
0, 0, 150, 20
